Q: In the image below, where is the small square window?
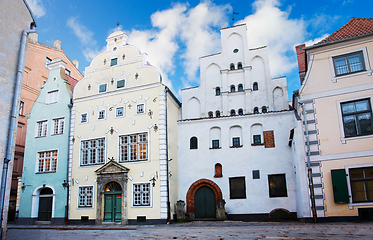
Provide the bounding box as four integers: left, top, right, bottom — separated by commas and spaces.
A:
137, 104, 145, 114
98, 110, 105, 120
232, 137, 240, 146
45, 57, 51, 69
253, 135, 261, 144
253, 170, 260, 179
110, 58, 118, 66
65, 69, 71, 76
229, 177, 246, 199
212, 140, 219, 148
116, 107, 124, 117
117, 79, 125, 89
268, 174, 288, 198
99, 84, 107, 93
81, 113, 88, 123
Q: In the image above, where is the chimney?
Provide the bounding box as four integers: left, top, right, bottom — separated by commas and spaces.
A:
295, 44, 306, 85
73, 60, 79, 69
28, 32, 38, 43
54, 39, 61, 50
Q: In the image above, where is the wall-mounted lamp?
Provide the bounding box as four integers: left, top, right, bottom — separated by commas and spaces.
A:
148, 109, 153, 119
62, 180, 68, 189
110, 127, 114, 135
111, 78, 114, 85
135, 73, 139, 80
153, 124, 158, 132
88, 84, 91, 90
149, 175, 156, 187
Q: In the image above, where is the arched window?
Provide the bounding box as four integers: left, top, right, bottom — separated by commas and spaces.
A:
230, 85, 235, 93
262, 106, 267, 113
216, 110, 221, 118
190, 137, 198, 149
230, 63, 235, 70
237, 62, 243, 69
238, 108, 243, 115
253, 82, 258, 91
215, 87, 220, 96
238, 84, 243, 92
208, 111, 213, 118
214, 163, 223, 178
254, 107, 259, 114
231, 109, 236, 116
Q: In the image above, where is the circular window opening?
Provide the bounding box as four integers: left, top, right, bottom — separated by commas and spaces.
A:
233, 49, 239, 53
113, 47, 117, 51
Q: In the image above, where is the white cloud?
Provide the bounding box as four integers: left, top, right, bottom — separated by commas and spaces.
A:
237, 0, 307, 77
26, 0, 46, 18
305, 34, 329, 47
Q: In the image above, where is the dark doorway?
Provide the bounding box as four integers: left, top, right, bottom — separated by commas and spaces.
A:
38, 188, 53, 221
104, 182, 122, 222
195, 186, 216, 218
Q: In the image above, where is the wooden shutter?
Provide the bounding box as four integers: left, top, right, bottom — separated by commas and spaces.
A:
331, 169, 349, 203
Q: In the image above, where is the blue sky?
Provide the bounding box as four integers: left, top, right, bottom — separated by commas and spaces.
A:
26, 0, 373, 100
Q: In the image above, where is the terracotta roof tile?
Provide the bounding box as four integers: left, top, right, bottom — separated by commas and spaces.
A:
316, 17, 373, 45
64, 74, 79, 93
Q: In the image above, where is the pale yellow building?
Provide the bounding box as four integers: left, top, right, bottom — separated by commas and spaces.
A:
295, 18, 373, 221
69, 31, 180, 224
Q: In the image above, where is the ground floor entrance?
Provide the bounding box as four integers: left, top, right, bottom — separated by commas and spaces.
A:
195, 186, 216, 218
104, 182, 122, 222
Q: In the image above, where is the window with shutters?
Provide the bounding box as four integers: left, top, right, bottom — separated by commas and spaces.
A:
331, 169, 349, 203
190, 136, 198, 149
349, 167, 373, 203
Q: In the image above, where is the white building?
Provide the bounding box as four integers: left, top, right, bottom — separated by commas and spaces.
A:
177, 24, 310, 221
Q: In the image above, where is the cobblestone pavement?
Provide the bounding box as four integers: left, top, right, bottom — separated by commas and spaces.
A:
7, 221, 373, 240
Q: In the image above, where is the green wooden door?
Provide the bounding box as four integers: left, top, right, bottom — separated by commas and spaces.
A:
195, 186, 216, 218
38, 197, 52, 221
104, 182, 122, 222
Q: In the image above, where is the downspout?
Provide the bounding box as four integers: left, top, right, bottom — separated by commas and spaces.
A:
164, 87, 171, 223
299, 101, 317, 223
66, 100, 73, 224
0, 25, 36, 237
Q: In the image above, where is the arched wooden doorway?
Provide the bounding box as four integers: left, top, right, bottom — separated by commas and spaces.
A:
38, 188, 53, 221
104, 182, 122, 222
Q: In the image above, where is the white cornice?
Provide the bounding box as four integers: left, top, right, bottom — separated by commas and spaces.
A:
311, 150, 373, 162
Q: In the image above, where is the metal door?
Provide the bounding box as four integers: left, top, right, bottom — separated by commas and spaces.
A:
195, 186, 216, 218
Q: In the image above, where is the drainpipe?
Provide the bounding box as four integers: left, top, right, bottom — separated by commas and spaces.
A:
164, 87, 171, 223
65, 100, 73, 224
0, 25, 36, 238
299, 101, 317, 223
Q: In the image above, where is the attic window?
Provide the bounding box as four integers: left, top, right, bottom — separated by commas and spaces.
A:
110, 58, 118, 66
113, 47, 117, 51
233, 49, 239, 53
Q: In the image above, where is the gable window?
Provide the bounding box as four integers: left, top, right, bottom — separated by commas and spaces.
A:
81, 113, 88, 123
80, 138, 105, 165
268, 174, 288, 198
99, 83, 107, 93
116, 107, 124, 117
237, 62, 243, 69
349, 167, 373, 203
37, 150, 57, 173
78, 186, 93, 207
229, 177, 246, 199
215, 87, 221, 96
53, 118, 64, 135
19, 101, 24, 115
254, 107, 259, 114
230, 63, 235, 70
333, 51, 365, 76
212, 139, 219, 149
238, 84, 243, 92
137, 103, 145, 114
216, 111, 221, 117
36, 120, 48, 137
47, 90, 59, 104
230, 85, 235, 93
98, 110, 106, 120
65, 69, 71, 76
45, 57, 51, 69
119, 133, 148, 162
117, 79, 125, 89
238, 109, 243, 115
341, 99, 373, 137
110, 58, 118, 66
133, 183, 151, 206
230, 109, 236, 116
190, 136, 198, 149
262, 106, 267, 113
253, 82, 258, 91
232, 137, 240, 146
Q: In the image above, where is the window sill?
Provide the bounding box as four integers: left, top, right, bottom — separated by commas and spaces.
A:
214, 174, 223, 178
80, 163, 105, 167
348, 202, 373, 209
251, 143, 265, 146
51, 133, 63, 136
230, 145, 243, 148
119, 159, 148, 163
36, 171, 56, 174
341, 134, 373, 144
210, 147, 221, 150
331, 70, 372, 82
35, 136, 47, 138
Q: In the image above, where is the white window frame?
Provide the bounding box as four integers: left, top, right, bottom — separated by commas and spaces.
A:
131, 182, 152, 208
97, 109, 106, 120
336, 96, 373, 144
46, 90, 59, 104
329, 47, 372, 83
80, 138, 106, 166
45, 57, 51, 69
36, 120, 48, 137
98, 83, 107, 93
115, 106, 125, 118
345, 164, 373, 208
36, 150, 58, 173
52, 118, 65, 135
136, 103, 145, 115
80, 113, 88, 124
77, 185, 94, 208
119, 132, 148, 162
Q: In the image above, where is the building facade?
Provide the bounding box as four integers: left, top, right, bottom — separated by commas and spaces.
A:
68, 31, 180, 224
295, 17, 373, 221
178, 24, 310, 221
18, 58, 77, 224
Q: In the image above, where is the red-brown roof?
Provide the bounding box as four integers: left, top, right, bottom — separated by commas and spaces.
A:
316, 17, 373, 45
64, 74, 79, 93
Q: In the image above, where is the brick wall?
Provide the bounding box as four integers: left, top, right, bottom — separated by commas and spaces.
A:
295, 44, 306, 85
